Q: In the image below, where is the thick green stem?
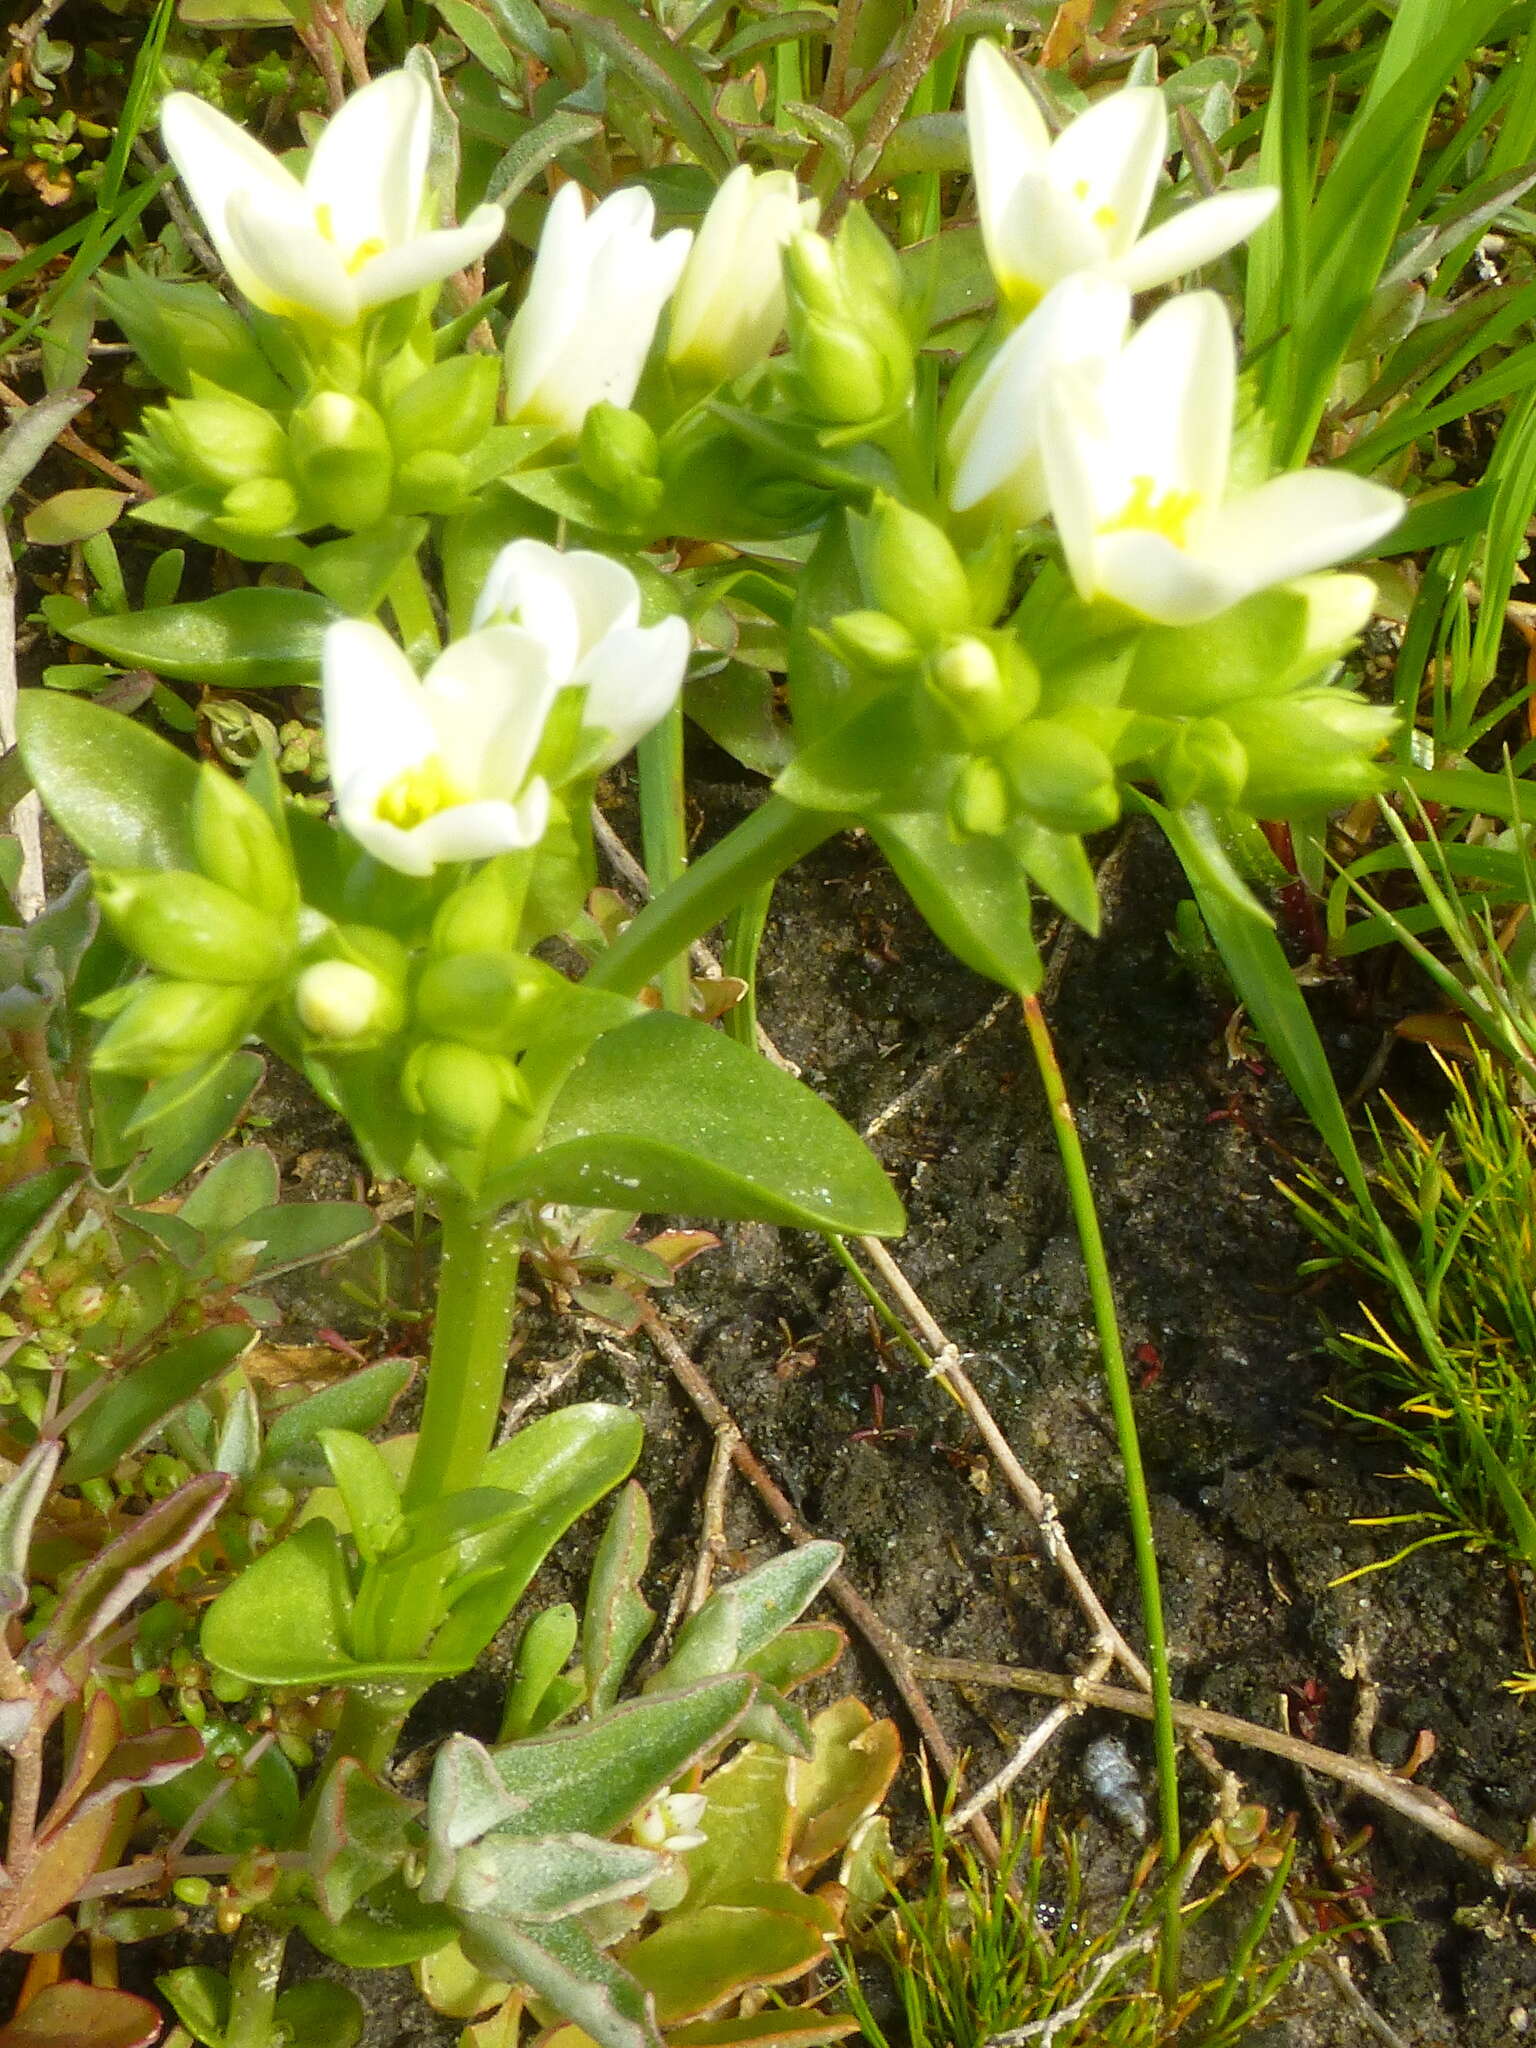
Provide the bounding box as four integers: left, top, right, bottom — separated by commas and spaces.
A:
320, 1682, 420, 1778
223, 1917, 287, 2048
402, 1200, 522, 1512
635, 704, 692, 1015
587, 795, 843, 1001
385, 552, 441, 662
1019, 992, 1182, 2000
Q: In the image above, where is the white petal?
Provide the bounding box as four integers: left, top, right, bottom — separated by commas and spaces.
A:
1109, 290, 1232, 511
1047, 87, 1166, 260
421, 625, 559, 798
1092, 527, 1242, 624
578, 616, 690, 768
472, 543, 582, 672
966, 41, 1049, 294
412, 785, 552, 867
669, 167, 806, 375
1040, 362, 1115, 595
948, 275, 1130, 517
323, 620, 436, 796
336, 806, 441, 876
353, 207, 505, 310
559, 550, 643, 660
1110, 186, 1279, 293
1196, 470, 1404, 595
504, 182, 593, 428
224, 190, 357, 325
306, 71, 428, 259
159, 93, 307, 293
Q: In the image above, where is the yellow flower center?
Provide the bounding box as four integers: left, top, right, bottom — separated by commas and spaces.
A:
375, 757, 462, 830
1101, 474, 1202, 548
1071, 180, 1119, 232
313, 203, 386, 273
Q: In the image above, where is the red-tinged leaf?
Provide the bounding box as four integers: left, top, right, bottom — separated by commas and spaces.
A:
30, 1474, 230, 1673
1, 1795, 130, 1945
0, 1439, 61, 1617
38, 1691, 120, 1838
63, 1723, 204, 1827
0, 1982, 162, 2047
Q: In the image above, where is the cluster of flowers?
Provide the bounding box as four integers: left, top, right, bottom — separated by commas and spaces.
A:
147, 42, 1402, 879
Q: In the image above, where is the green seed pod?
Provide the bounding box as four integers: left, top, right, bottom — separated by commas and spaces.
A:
94, 869, 291, 984
579, 402, 662, 498
950, 755, 1011, 838
1000, 719, 1120, 835
392, 450, 471, 516
191, 765, 295, 918
430, 855, 530, 957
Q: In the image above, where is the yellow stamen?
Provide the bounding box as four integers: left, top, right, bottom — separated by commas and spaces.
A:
314, 202, 335, 243
375, 757, 461, 830
1101, 474, 1201, 548
1093, 204, 1119, 231
346, 237, 387, 276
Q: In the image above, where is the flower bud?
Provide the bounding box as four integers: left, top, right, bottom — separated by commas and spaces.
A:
94, 979, 256, 1078
668, 165, 817, 387
827, 610, 922, 675
1000, 719, 1120, 834
289, 391, 394, 531
219, 477, 301, 537
430, 856, 530, 957
161, 388, 289, 491
857, 498, 973, 644
191, 765, 295, 918
950, 755, 1011, 838
414, 951, 558, 1052
386, 353, 502, 460
392, 452, 471, 517
1221, 690, 1397, 816
295, 961, 396, 1044
784, 209, 913, 425
1156, 717, 1249, 811
402, 1039, 525, 1153
578, 403, 661, 505
94, 870, 292, 985
929, 635, 1032, 745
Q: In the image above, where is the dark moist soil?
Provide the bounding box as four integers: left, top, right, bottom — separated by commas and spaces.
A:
20, 791, 1536, 2045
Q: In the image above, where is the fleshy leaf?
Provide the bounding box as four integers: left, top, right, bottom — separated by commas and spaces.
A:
57, 588, 337, 688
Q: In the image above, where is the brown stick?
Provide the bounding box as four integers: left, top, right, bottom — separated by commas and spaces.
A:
911, 1652, 1536, 1890
638, 1305, 1003, 1867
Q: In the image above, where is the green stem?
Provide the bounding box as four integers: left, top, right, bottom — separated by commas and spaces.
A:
1019, 992, 1182, 2000
722, 880, 774, 1050
223, 1917, 287, 2048
588, 795, 843, 1001
402, 1200, 522, 1512
320, 1682, 421, 1778
635, 703, 692, 1015
385, 552, 441, 663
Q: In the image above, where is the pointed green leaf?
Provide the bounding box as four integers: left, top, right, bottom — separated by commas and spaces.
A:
870, 810, 1043, 996
17, 693, 198, 871
500, 1602, 580, 1740
57, 587, 337, 688
457, 1914, 661, 2048
447, 1831, 663, 1922
61, 1324, 255, 1484
583, 1481, 654, 1712
0, 1166, 81, 1305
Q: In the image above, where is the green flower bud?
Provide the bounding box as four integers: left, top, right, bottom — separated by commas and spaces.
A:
827, 609, 922, 675
1157, 717, 1249, 811
289, 391, 394, 532
161, 389, 289, 491
191, 765, 295, 918
784, 210, 913, 425
386, 353, 502, 460
296, 961, 397, 1044
414, 951, 559, 1051
94, 979, 256, 1078
1222, 689, 1397, 816
1000, 719, 1120, 835
929, 635, 1034, 745
950, 756, 1011, 838
392, 451, 471, 516
579, 402, 660, 491
402, 1039, 525, 1152
430, 855, 530, 957
219, 477, 301, 537
95, 870, 292, 984
857, 497, 973, 644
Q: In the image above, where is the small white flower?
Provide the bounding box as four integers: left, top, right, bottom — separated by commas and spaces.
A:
947, 272, 1130, 528
1040, 291, 1404, 626
632, 1790, 707, 1853
160, 71, 503, 328
504, 184, 692, 439
322, 620, 556, 877
473, 539, 690, 771
667, 165, 820, 385
966, 41, 1278, 315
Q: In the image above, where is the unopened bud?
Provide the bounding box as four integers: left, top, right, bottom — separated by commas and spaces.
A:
387, 353, 502, 460
296, 961, 394, 1044
578, 403, 660, 501
219, 477, 300, 537
1222, 690, 1397, 816
393, 451, 470, 516
784, 211, 913, 425
828, 610, 922, 675
1001, 720, 1120, 834
430, 855, 529, 957
930, 636, 1027, 745
94, 979, 256, 1078
191, 766, 295, 918
402, 1039, 525, 1153
163, 390, 288, 491
414, 951, 558, 1052
289, 391, 393, 531
95, 870, 292, 984
1157, 717, 1248, 811
950, 756, 1011, 838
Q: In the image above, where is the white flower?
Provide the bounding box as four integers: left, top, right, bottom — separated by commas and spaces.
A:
160, 71, 503, 329
947, 272, 1130, 528
632, 1791, 707, 1853
965, 41, 1278, 315
1039, 291, 1404, 626
504, 185, 692, 439
473, 539, 690, 770
667, 165, 819, 384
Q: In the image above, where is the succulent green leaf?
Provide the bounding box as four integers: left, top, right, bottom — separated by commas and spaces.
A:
320, 1430, 404, 1563
260, 1357, 414, 1485
56, 588, 336, 688
308, 1758, 422, 1923
0, 1982, 165, 2048
295, 1874, 457, 1968
39, 1474, 229, 1672
146, 1718, 300, 1855
271, 1983, 365, 2048
121, 1051, 264, 1201
500, 1602, 580, 1740
155, 1966, 230, 2047
625, 1899, 828, 2025
446, 1830, 664, 1922
456, 1914, 662, 2048
869, 810, 1043, 996
583, 1481, 655, 1712
17, 694, 198, 872
61, 1324, 255, 1484
0, 1440, 61, 1617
